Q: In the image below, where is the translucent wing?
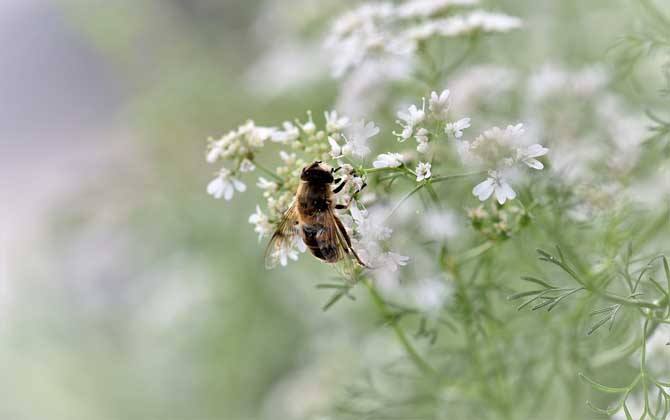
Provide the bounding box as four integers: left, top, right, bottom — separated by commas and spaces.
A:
323, 208, 368, 268
264, 203, 301, 269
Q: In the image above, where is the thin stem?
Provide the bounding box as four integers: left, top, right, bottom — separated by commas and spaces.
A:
255, 161, 283, 183
431, 171, 486, 183
363, 278, 436, 375
385, 182, 425, 223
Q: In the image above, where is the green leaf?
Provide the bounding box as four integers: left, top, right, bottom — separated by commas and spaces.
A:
520, 276, 557, 289
322, 290, 346, 311
586, 400, 623, 416
508, 290, 544, 301
579, 373, 629, 393
587, 315, 612, 336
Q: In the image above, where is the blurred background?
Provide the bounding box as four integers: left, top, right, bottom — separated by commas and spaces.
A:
1, 1, 666, 419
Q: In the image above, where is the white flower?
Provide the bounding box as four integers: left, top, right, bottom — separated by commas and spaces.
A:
206, 138, 225, 163
445, 117, 471, 138
395, 102, 426, 141
324, 110, 350, 132
256, 177, 277, 191
277, 246, 299, 267
248, 206, 272, 240
517, 144, 549, 169
414, 127, 430, 153
410, 277, 451, 314
328, 136, 343, 158
472, 170, 516, 204
396, 0, 478, 19
373, 152, 404, 168
415, 161, 432, 182
299, 110, 316, 135
417, 141, 430, 154
207, 169, 247, 201
377, 251, 410, 272
271, 121, 300, 143
279, 150, 297, 165
343, 119, 380, 157
239, 158, 256, 173
428, 89, 450, 118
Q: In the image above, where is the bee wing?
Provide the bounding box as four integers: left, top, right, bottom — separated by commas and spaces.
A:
321, 209, 368, 268
264, 203, 301, 269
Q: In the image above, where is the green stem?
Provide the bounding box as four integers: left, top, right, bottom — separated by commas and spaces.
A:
255, 161, 283, 183
431, 171, 486, 183
364, 278, 436, 375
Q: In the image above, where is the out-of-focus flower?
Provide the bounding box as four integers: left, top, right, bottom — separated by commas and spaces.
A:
517, 144, 549, 169
207, 168, 247, 201
271, 121, 301, 143
415, 127, 430, 153
324, 110, 350, 133
343, 119, 380, 157
445, 117, 471, 138
416, 162, 432, 182
239, 158, 256, 173
396, 0, 478, 19
428, 89, 451, 118
373, 152, 404, 168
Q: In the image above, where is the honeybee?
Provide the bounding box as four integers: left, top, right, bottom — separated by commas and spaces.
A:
265, 161, 368, 269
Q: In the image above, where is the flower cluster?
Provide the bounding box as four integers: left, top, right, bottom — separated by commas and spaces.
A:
460, 124, 548, 204
325, 0, 522, 77
394, 90, 549, 204
394, 89, 471, 154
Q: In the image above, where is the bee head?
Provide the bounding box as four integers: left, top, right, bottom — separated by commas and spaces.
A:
301, 161, 334, 184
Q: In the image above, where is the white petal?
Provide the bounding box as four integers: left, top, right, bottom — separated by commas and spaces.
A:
495, 180, 516, 204
233, 179, 247, 192
526, 144, 549, 157
206, 177, 224, 198
524, 158, 544, 170
472, 178, 495, 201
223, 183, 235, 201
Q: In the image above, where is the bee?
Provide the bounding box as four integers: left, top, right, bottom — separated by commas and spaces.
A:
265, 161, 368, 269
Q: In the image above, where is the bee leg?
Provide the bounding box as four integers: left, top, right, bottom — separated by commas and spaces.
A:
356, 182, 367, 194
331, 166, 342, 173
333, 177, 341, 184
332, 178, 348, 194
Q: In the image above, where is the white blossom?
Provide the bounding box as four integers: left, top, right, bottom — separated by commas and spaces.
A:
414, 127, 431, 153
324, 110, 350, 133
256, 177, 278, 191
239, 158, 256, 173
395, 101, 426, 141
271, 121, 300, 143
472, 170, 516, 204
328, 136, 343, 158
207, 168, 247, 201
428, 89, 450, 118
445, 117, 471, 138
373, 152, 404, 168
248, 205, 272, 240
299, 110, 316, 135
279, 150, 297, 165
517, 144, 549, 169
396, 0, 478, 19
343, 119, 380, 157
415, 161, 432, 182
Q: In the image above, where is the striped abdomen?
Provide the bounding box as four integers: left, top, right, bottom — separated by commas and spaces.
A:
301, 223, 339, 263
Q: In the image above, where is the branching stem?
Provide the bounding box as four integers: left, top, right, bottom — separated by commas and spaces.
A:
363, 278, 436, 376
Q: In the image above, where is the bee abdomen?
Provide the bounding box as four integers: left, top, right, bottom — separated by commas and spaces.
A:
302, 224, 339, 263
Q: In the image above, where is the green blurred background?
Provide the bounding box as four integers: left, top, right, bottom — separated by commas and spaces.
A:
1, 1, 665, 419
